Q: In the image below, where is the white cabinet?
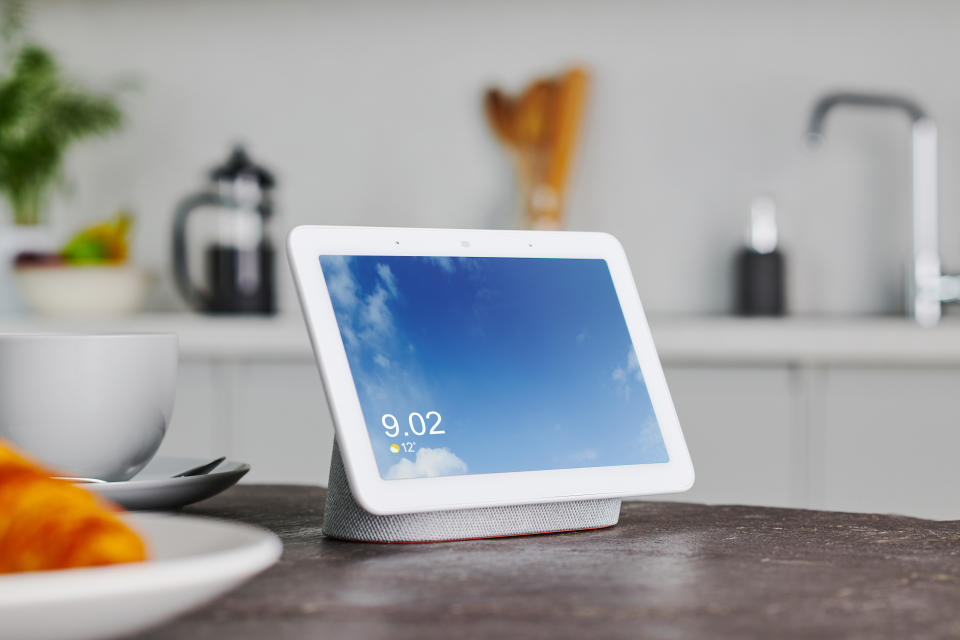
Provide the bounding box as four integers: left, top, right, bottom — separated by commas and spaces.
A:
815, 367, 960, 520
156, 362, 224, 460
665, 364, 960, 519
153, 355, 960, 521
232, 361, 334, 485
12, 316, 960, 517
155, 359, 335, 486
659, 365, 803, 508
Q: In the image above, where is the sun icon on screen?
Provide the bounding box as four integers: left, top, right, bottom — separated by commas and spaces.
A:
390, 444, 400, 453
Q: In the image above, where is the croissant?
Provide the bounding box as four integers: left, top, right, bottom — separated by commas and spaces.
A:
0, 439, 148, 573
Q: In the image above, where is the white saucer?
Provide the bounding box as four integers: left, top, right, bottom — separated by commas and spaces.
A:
0, 513, 282, 640
82, 456, 250, 511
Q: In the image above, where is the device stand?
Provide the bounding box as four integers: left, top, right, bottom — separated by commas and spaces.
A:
322, 440, 622, 543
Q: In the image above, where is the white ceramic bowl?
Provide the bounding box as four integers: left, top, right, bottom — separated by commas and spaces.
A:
0, 333, 177, 481
14, 265, 152, 316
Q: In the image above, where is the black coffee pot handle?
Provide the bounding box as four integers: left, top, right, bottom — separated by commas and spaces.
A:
172, 192, 223, 311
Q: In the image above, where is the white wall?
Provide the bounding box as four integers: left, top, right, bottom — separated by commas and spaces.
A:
25, 0, 960, 316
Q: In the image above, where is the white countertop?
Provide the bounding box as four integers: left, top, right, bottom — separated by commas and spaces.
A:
2, 314, 960, 365
649, 316, 960, 366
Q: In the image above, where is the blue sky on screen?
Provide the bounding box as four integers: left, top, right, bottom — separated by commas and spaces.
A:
319, 255, 668, 480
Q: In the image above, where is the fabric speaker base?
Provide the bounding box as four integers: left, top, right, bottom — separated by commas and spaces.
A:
322, 440, 621, 543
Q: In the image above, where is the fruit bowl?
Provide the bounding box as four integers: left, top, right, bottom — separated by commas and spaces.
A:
13, 264, 152, 316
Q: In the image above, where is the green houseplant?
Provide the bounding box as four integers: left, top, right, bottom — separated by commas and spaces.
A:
0, 4, 122, 226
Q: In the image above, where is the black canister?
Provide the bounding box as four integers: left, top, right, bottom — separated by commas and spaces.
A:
735, 196, 785, 316
736, 249, 784, 315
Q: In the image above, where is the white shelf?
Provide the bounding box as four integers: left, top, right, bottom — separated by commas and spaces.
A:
0, 314, 312, 360
3, 313, 960, 365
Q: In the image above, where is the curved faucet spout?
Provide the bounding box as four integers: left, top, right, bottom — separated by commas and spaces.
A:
806, 92, 928, 144
805, 90, 943, 325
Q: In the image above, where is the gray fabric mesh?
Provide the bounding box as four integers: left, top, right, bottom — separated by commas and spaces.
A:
323, 441, 621, 543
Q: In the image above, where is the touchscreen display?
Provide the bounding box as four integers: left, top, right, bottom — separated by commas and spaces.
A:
319, 256, 668, 480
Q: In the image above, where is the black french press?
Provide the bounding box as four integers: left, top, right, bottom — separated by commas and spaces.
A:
172, 146, 276, 314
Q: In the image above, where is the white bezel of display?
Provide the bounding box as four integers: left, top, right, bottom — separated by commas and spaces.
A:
288, 226, 694, 515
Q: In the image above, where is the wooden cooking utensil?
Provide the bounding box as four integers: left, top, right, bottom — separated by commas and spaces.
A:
484, 67, 589, 229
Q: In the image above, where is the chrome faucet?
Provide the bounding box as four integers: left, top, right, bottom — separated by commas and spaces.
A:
806, 91, 960, 326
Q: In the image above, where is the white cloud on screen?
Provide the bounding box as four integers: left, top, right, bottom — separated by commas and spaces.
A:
376, 263, 398, 296
322, 256, 441, 470
321, 256, 358, 311
573, 448, 599, 462
612, 349, 644, 400
385, 447, 468, 479
360, 286, 394, 337
427, 256, 455, 273
324, 258, 401, 345
341, 325, 359, 348
355, 263, 404, 341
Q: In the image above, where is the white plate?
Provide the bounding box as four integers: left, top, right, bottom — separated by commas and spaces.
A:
0, 513, 282, 640
82, 456, 250, 511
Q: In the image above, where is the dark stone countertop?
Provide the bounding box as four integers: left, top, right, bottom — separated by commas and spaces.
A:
138, 485, 960, 640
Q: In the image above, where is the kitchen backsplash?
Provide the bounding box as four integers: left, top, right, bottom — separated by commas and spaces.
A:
27, 0, 960, 316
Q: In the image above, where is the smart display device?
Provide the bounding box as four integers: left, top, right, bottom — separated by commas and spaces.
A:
288, 226, 694, 525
